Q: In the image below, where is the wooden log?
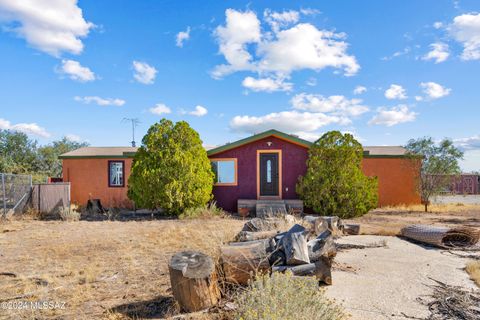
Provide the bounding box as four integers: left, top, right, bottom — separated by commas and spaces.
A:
236, 230, 279, 242
220, 240, 271, 285
343, 223, 360, 235
272, 257, 332, 285
280, 231, 310, 265
168, 251, 220, 312
308, 236, 336, 261
241, 218, 284, 232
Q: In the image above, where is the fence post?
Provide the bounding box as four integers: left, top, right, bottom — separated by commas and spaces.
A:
1, 173, 6, 217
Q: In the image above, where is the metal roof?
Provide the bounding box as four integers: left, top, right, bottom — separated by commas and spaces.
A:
363, 146, 407, 156
59, 147, 138, 159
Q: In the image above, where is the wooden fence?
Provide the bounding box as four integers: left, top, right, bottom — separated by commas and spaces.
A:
30, 183, 71, 215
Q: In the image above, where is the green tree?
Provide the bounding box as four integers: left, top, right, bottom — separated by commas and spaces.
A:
0, 130, 40, 174
127, 119, 214, 215
296, 131, 378, 218
38, 137, 89, 177
405, 137, 463, 212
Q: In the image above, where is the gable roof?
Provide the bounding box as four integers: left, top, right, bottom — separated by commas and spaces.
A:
59, 147, 138, 159
207, 129, 312, 156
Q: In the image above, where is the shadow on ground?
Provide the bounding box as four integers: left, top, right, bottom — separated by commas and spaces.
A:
109, 296, 178, 319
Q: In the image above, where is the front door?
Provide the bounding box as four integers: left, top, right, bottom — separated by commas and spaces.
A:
259, 153, 279, 197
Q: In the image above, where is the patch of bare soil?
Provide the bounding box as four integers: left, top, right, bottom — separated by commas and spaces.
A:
0, 217, 243, 319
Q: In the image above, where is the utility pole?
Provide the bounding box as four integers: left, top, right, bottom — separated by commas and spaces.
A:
122, 118, 140, 147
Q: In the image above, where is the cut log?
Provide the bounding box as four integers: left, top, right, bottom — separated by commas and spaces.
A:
241, 218, 284, 232
322, 216, 344, 235
272, 257, 332, 285
308, 236, 336, 261
343, 224, 360, 235
168, 251, 220, 312
236, 230, 279, 242
304, 216, 329, 237
280, 231, 310, 265
220, 240, 271, 285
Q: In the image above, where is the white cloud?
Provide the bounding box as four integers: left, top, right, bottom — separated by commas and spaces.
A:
212, 9, 359, 84
149, 103, 171, 115
189, 105, 208, 117
420, 81, 451, 99
433, 21, 444, 29
306, 77, 317, 86
0, 0, 94, 56
132, 60, 157, 84
422, 42, 450, 63
264, 9, 299, 32
353, 85, 367, 95
0, 118, 50, 138
382, 47, 411, 61
230, 110, 346, 135
58, 59, 96, 82
74, 96, 125, 106
176, 27, 190, 47
242, 76, 292, 92
450, 13, 480, 60
454, 135, 480, 150
291, 93, 369, 117
384, 84, 407, 100
368, 105, 417, 126
65, 134, 82, 142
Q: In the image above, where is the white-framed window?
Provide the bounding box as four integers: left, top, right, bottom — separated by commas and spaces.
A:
109, 161, 124, 187
211, 158, 237, 186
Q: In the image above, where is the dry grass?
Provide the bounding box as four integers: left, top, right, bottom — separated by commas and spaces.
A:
345, 204, 480, 236
466, 261, 480, 287
0, 217, 243, 319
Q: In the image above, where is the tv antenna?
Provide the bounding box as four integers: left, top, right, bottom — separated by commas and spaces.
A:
122, 118, 140, 147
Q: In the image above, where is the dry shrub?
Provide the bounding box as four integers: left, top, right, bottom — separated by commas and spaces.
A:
179, 201, 225, 219
58, 206, 80, 221
234, 272, 346, 320
466, 261, 480, 287
379, 203, 480, 213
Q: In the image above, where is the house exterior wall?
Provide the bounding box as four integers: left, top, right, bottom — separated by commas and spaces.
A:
209, 138, 421, 212
362, 157, 421, 206
62, 158, 133, 208
209, 136, 309, 212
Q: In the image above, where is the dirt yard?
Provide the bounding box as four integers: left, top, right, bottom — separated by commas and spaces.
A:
0, 205, 479, 319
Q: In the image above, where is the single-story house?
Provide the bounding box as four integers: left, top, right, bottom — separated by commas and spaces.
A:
59, 129, 420, 211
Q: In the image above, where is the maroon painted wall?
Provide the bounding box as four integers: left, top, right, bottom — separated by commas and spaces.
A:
209, 136, 309, 212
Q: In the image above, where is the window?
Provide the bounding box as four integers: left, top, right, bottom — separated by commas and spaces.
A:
108, 161, 124, 187
211, 159, 237, 186
267, 160, 272, 183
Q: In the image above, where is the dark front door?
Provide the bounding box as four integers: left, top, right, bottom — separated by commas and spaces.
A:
259, 153, 279, 197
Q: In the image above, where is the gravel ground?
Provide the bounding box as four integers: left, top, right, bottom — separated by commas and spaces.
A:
326, 235, 477, 320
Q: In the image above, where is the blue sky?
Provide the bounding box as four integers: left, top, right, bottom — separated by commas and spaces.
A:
1, 0, 480, 171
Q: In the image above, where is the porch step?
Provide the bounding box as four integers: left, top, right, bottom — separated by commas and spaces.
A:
256, 201, 287, 218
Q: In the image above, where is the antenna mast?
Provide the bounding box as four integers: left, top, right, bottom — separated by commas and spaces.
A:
122, 118, 140, 147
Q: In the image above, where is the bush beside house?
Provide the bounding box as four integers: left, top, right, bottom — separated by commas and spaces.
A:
127, 119, 214, 215
297, 131, 378, 218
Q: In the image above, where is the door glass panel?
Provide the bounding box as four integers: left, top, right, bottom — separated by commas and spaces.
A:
267, 160, 272, 183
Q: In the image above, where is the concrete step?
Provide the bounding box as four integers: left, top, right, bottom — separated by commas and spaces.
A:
256, 201, 287, 218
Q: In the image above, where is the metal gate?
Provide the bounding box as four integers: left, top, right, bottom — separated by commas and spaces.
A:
0, 173, 32, 217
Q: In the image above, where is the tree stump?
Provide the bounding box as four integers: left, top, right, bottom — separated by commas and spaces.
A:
343, 224, 360, 235
236, 230, 279, 242
280, 231, 310, 265
168, 251, 220, 312
220, 240, 272, 285
307, 236, 337, 261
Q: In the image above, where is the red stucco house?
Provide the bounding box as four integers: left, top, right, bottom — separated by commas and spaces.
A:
60, 129, 420, 211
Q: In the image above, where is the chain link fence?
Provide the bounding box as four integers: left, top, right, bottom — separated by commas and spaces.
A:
0, 173, 32, 217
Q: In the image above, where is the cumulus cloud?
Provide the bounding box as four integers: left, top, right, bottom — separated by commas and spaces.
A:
132, 61, 157, 84
422, 42, 450, 63
454, 135, 480, 150
420, 82, 451, 99
433, 21, 444, 29
65, 134, 84, 142
353, 85, 367, 95
212, 8, 359, 87
368, 105, 417, 126
0, 118, 50, 138
149, 103, 171, 115
0, 0, 94, 56
176, 27, 190, 47
74, 96, 125, 106
230, 111, 347, 135
291, 93, 369, 117
189, 105, 208, 117
58, 59, 96, 82
385, 84, 407, 100
449, 13, 480, 60
242, 76, 292, 92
